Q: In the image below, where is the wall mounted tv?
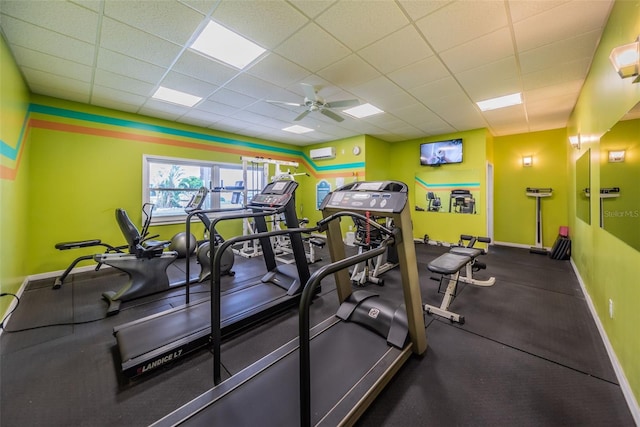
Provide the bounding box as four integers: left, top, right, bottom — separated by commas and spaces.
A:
420, 138, 463, 166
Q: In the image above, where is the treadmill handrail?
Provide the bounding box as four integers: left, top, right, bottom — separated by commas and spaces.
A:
185, 207, 255, 302
317, 211, 393, 236
183, 203, 288, 302
298, 236, 393, 427
211, 225, 320, 384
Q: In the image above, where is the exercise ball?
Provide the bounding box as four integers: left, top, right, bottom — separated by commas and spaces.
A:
169, 232, 197, 258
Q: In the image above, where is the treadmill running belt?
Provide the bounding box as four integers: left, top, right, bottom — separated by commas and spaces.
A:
172, 321, 400, 426
116, 283, 289, 363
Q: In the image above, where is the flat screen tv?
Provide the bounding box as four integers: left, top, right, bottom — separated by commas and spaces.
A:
420, 138, 463, 166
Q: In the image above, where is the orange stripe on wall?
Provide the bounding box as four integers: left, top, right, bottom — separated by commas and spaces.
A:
0, 124, 30, 181
29, 119, 301, 164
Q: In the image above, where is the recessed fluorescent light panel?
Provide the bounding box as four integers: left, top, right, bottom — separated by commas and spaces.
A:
191, 20, 266, 69
283, 125, 314, 134
476, 92, 522, 111
152, 86, 202, 107
343, 103, 384, 118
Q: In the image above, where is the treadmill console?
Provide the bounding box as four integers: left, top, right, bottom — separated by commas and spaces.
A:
185, 187, 208, 212
320, 181, 408, 214
250, 180, 298, 207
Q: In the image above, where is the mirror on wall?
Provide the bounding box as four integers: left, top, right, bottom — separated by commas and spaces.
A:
599, 102, 640, 251
414, 169, 480, 214
575, 149, 590, 224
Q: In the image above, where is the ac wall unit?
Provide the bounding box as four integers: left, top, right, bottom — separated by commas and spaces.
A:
310, 147, 336, 160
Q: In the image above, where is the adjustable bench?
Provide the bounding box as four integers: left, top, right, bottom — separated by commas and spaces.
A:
424, 253, 471, 324
424, 235, 496, 324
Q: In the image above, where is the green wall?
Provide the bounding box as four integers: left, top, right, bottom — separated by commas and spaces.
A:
390, 128, 489, 244
567, 0, 640, 408
24, 95, 315, 275
1, 2, 639, 411
493, 128, 569, 247
0, 35, 31, 315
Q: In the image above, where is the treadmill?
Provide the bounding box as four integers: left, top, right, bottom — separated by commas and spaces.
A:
112, 180, 311, 378
151, 180, 427, 426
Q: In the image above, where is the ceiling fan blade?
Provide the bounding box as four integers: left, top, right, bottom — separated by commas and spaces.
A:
294, 110, 311, 121
300, 83, 319, 101
320, 108, 344, 122
266, 100, 304, 107
325, 99, 360, 109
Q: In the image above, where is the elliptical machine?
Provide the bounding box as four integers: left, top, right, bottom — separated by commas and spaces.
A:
184, 187, 235, 281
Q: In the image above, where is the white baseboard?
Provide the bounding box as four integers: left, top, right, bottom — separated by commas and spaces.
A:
0, 276, 29, 339
27, 264, 108, 282
492, 241, 551, 251
570, 258, 640, 425
1, 264, 113, 338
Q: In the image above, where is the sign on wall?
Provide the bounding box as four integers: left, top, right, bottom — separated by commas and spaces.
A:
316, 180, 331, 210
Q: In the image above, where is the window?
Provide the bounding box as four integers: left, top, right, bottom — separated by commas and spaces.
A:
143, 155, 266, 224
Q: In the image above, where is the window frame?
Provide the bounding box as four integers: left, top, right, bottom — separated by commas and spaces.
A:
142, 154, 263, 225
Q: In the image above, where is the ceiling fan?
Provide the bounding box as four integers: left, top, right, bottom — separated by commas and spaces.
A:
267, 83, 360, 122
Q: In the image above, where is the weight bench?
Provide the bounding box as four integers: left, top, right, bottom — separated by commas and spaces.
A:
305, 235, 325, 264
424, 235, 495, 324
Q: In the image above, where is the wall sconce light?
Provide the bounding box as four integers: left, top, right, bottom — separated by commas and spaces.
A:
568, 135, 581, 150
609, 36, 640, 83
522, 156, 533, 167
608, 150, 626, 163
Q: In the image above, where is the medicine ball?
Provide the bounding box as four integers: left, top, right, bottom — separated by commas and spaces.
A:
169, 232, 197, 258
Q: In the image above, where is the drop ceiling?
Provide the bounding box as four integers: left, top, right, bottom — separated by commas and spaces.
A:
0, 0, 614, 146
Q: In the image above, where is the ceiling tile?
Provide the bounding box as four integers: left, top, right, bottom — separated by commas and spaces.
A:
317, 54, 380, 88
100, 17, 182, 68
440, 27, 514, 74
245, 53, 311, 88
397, 0, 453, 21
315, 0, 409, 51
94, 69, 155, 97
0, 15, 96, 65
412, 76, 465, 104
207, 88, 259, 109
91, 90, 147, 113
353, 77, 411, 110
274, 23, 350, 73
177, 0, 219, 15
388, 56, 450, 90
521, 58, 592, 92
178, 108, 223, 128
0, 0, 616, 143
519, 30, 602, 75
416, 1, 508, 52
1, 0, 98, 42
172, 50, 238, 87
358, 26, 435, 74
28, 82, 90, 104
508, 0, 566, 22
69, 0, 103, 13
161, 71, 219, 98
513, 0, 614, 52
91, 84, 147, 107
22, 67, 91, 100
11, 45, 93, 83
97, 48, 167, 85
224, 73, 289, 101
104, 0, 204, 45
139, 99, 190, 121
196, 99, 243, 117
455, 56, 520, 101
211, 0, 309, 49
287, 0, 335, 19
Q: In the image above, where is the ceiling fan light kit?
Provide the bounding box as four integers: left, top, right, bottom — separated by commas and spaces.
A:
267, 83, 360, 123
